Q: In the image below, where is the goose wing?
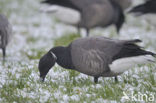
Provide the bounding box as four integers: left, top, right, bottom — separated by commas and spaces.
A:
70, 37, 122, 76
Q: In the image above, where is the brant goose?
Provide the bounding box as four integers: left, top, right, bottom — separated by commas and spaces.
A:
0, 14, 12, 61
40, 0, 125, 36
129, 0, 156, 15
129, 0, 156, 26
38, 36, 156, 83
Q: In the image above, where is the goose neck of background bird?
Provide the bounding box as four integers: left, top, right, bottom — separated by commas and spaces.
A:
50, 46, 75, 70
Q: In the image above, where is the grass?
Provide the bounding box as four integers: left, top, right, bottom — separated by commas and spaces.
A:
24, 48, 46, 60
0, 61, 155, 102
54, 33, 81, 46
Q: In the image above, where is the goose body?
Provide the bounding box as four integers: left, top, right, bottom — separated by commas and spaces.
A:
40, 0, 125, 36
38, 36, 155, 83
0, 14, 12, 61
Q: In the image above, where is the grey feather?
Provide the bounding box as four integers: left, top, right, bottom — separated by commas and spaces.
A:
70, 36, 152, 77
71, 36, 126, 77
66, 0, 121, 29
114, 0, 132, 10
79, 0, 115, 29
41, 0, 125, 36
0, 14, 12, 60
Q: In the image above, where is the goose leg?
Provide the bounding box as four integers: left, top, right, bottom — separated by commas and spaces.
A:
2, 47, 6, 61
86, 28, 90, 37
2, 47, 6, 62
77, 26, 80, 34
115, 76, 118, 82
94, 77, 98, 83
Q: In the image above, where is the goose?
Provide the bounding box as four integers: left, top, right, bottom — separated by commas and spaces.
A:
40, 0, 125, 36
129, 0, 156, 15
129, 0, 156, 26
0, 14, 12, 61
38, 36, 156, 83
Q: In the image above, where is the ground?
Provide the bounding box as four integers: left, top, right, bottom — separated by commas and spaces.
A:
0, 0, 156, 103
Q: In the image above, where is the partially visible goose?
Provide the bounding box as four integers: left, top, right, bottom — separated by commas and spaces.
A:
115, 0, 132, 10
40, 0, 125, 36
0, 14, 12, 61
38, 36, 156, 83
129, 0, 156, 26
129, 0, 156, 15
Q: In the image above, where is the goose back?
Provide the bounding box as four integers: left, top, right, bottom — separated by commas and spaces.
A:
70, 37, 123, 76
79, 0, 116, 29
70, 37, 152, 77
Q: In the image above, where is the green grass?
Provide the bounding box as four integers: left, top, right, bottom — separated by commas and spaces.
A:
24, 48, 46, 60
54, 33, 81, 46
0, 62, 155, 103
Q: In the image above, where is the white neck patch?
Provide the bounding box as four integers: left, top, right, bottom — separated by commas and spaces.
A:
50, 51, 57, 60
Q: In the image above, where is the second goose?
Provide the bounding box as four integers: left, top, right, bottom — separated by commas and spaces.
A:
40, 0, 125, 36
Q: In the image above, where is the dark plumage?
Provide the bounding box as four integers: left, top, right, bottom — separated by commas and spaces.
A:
129, 0, 156, 15
0, 14, 12, 61
41, 0, 125, 36
38, 36, 155, 83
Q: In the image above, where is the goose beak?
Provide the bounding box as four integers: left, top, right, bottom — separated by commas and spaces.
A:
38, 50, 56, 83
